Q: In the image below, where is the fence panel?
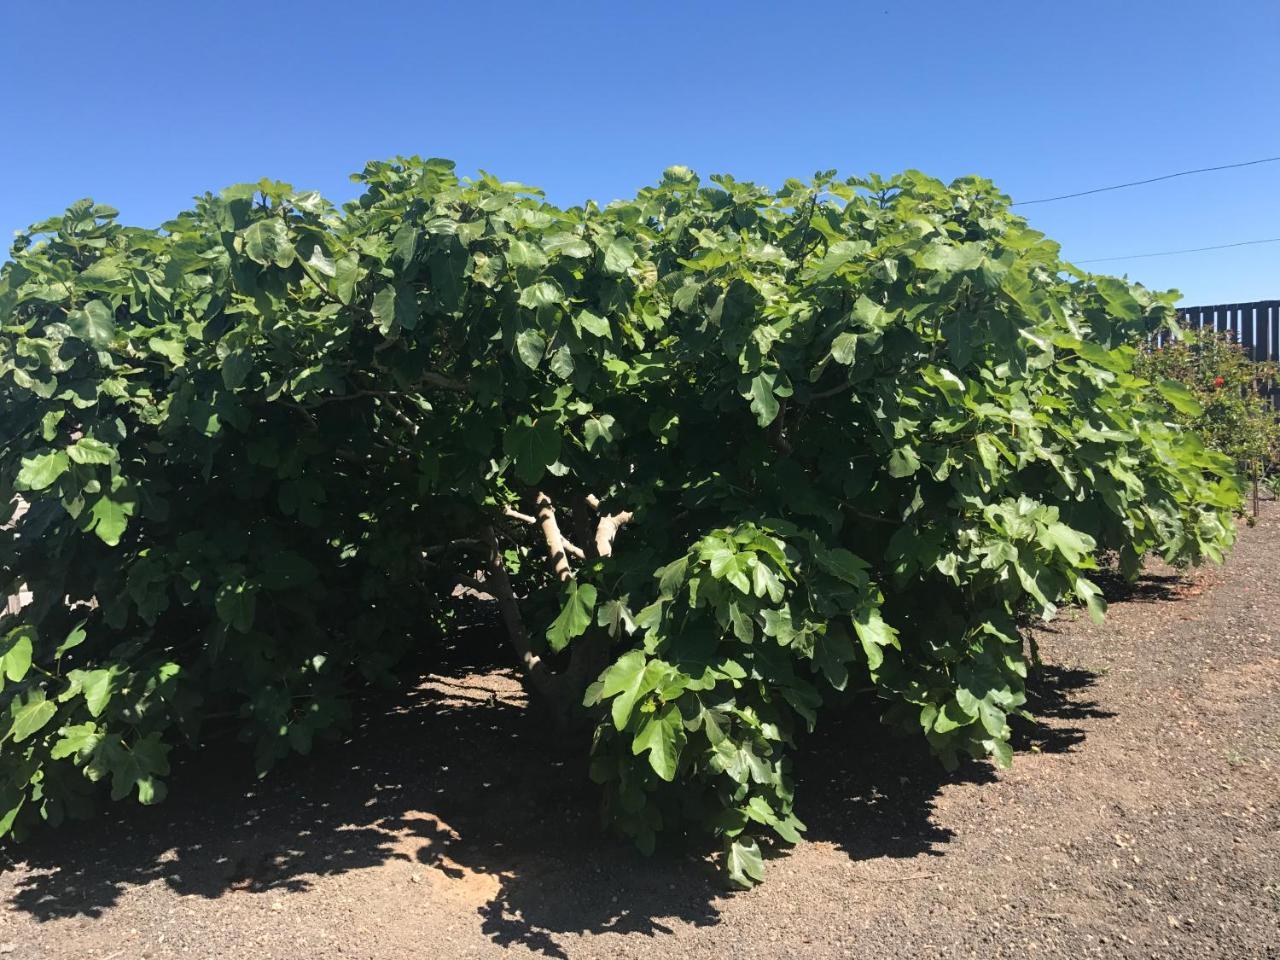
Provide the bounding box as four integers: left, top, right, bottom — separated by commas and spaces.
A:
1178, 300, 1280, 362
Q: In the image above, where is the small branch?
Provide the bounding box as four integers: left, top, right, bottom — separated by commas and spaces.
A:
425, 538, 486, 557
868, 873, 934, 883
283, 400, 319, 432
455, 573, 489, 595
295, 381, 462, 427
421, 371, 470, 393
503, 506, 538, 525
806, 379, 857, 402
297, 256, 346, 309
768, 398, 792, 455
851, 509, 896, 526
380, 397, 418, 434
506, 504, 585, 558
298, 388, 388, 408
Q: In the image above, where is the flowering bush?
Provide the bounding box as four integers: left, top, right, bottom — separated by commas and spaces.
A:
1137, 331, 1280, 476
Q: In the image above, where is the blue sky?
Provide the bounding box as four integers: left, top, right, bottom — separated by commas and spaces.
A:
2, 0, 1277, 305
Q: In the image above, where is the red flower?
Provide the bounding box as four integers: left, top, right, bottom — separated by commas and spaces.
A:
1213, 376, 1225, 388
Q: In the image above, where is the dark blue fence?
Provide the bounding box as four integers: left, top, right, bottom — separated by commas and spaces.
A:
1169, 301, 1280, 361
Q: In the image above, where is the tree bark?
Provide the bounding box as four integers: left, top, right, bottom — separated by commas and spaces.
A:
536, 492, 574, 581
593, 511, 633, 558
478, 526, 594, 722
479, 527, 553, 696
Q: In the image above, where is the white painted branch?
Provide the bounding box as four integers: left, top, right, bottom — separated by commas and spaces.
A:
536, 492, 574, 581
594, 511, 634, 558
505, 504, 584, 558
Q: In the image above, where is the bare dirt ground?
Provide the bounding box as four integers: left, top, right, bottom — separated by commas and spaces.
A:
3, 507, 1279, 959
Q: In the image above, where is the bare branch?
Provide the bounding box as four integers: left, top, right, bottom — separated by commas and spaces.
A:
506, 504, 584, 558
425, 538, 486, 557
380, 397, 418, 434
297, 256, 347, 309
594, 510, 634, 558
503, 506, 538, 525
454, 573, 490, 596
536, 492, 574, 581
768, 398, 792, 455
805, 379, 856, 402
283, 400, 318, 432
851, 509, 896, 526
480, 527, 545, 681
421, 371, 469, 393
579, 494, 632, 558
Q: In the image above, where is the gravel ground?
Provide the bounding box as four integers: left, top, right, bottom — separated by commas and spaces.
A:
3, 506, 1279, 959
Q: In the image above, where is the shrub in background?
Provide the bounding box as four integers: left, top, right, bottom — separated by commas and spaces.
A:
0, 161, 1239, 884
1137, 331, 1280, 491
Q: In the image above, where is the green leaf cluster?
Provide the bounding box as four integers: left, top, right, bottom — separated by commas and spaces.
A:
0, 163, 1238, 884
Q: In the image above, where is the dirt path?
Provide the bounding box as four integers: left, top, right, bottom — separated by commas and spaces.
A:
4, 508, 1280, 959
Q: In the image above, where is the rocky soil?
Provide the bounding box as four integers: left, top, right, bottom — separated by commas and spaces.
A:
3, 507, 1279, 959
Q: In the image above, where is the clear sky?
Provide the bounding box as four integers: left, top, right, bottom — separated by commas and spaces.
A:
2, 0, 1278, 305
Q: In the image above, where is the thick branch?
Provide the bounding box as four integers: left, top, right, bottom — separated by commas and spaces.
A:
480, 527, 548, 685
594, 510, 634, 558
477, 528, 597, 716
477, 519, 615, 720
536, 492, 574, 581
581, 493, 632, 558
505, 505, 584, 558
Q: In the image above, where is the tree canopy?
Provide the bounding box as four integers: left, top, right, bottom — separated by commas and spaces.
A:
0, 159, 1238, 883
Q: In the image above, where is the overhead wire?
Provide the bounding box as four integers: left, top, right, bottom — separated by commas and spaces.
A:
1074, 236, 1280, 264
1004, 153, 1280, 264
1011, 155, 1280, 206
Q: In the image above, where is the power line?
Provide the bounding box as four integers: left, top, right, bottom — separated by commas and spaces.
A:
1075, 236, 1280, 264
1012, 155, 1280, 206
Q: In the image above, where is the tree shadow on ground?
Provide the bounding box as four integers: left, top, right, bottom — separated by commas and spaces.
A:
3, 628, 1105, 958
1093, 569, 1189, 604
1015, 662, 1116, 752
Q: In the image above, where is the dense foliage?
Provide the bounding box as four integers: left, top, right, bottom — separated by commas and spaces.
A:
1136, 330, 1280, 481
0, 160, 1239, 884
